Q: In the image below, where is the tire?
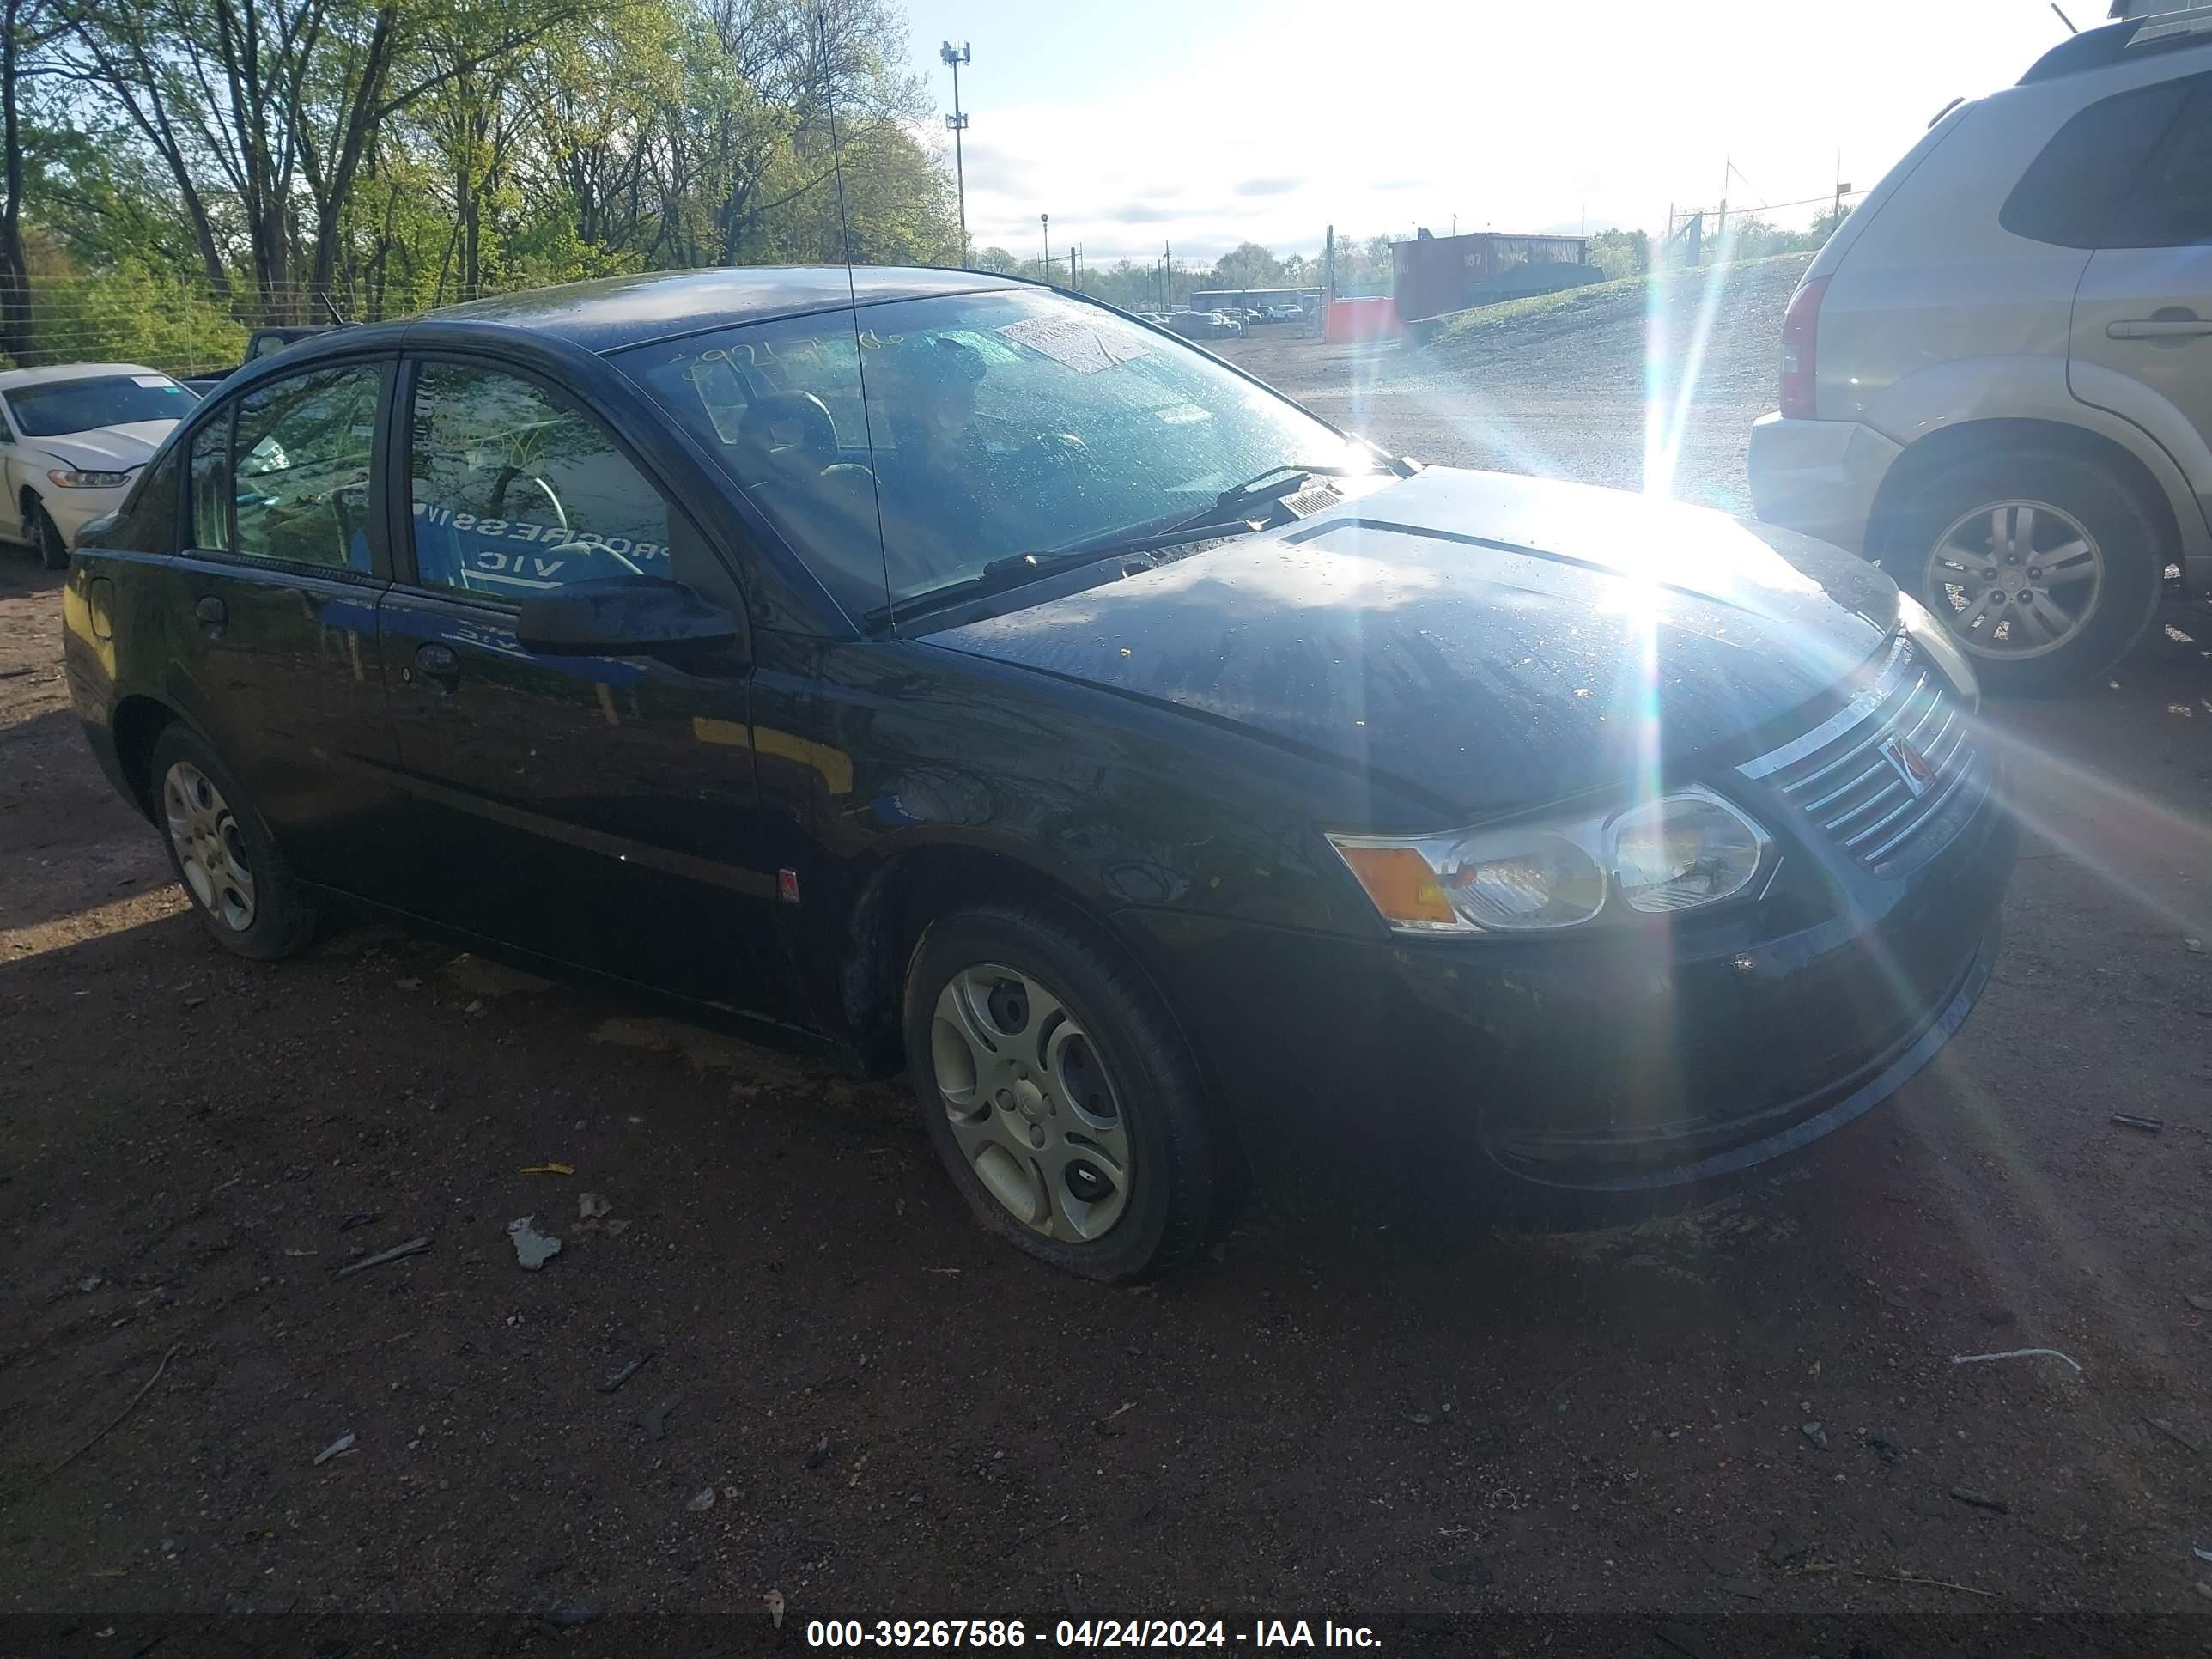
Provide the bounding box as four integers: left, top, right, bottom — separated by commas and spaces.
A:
31, 500, 68, 570
148, 725, 319, 960
902, 902, 1228, 1281
1885, 449, 2165, 694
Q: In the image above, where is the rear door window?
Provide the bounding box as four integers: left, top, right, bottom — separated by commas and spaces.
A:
1999, 77, 2194, 248
184, 362, 382, 572
187, 412, 232, 551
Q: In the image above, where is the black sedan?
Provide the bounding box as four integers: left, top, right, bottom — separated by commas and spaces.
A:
62, 268, 2013, 1279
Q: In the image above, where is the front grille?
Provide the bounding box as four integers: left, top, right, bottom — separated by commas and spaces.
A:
1738, 636, 1989, 874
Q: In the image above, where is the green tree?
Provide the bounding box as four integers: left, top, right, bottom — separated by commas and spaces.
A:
1585, 228, 1648, 280
1209, 240, 1281, 290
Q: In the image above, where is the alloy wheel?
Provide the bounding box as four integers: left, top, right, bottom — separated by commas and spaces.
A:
930, 963, 1132, 1242
161, 761, 257, 932
1924, 499, 2104, 661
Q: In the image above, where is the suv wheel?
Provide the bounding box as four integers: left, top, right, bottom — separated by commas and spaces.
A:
149, 726, 320, 959
902, 902, 1229, 1280
1891, 450, 2164, 693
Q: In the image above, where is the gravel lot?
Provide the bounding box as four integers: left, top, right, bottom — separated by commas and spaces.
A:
5, 262, 2212, 1656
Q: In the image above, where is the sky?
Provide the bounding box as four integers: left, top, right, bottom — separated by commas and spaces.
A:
896, 0, 2071, 270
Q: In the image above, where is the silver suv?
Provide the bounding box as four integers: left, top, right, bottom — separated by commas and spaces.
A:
1749, 8, 2212, 691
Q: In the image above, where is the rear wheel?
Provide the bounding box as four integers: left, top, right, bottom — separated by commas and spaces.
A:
1889, 450, 2164, 694
902, 902, 1228, 1280
31, 500, 67, 570
149, 726, 319, 959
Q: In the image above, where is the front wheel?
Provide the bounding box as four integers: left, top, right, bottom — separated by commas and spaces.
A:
149, 726, 320, 959
1890, 450, 2165, 694
32, 501, 68, 570
902, 902, 1230, 1280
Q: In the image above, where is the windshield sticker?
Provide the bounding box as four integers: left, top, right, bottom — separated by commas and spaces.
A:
994, 316, 1149, 374
131, 375, 175, 389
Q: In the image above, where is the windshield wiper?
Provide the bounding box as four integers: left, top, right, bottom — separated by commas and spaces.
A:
871, 546, 1144, 627
1152, 461, 1382, 538
872, 462, 1390, 629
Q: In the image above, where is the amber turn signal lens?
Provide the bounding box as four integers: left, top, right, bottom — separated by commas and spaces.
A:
1332, 842, 1455, 926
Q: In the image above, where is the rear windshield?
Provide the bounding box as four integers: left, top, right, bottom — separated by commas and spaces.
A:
6, 374, 193, 437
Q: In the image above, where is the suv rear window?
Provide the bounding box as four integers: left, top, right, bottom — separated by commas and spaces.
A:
1999, 78, 2193, 248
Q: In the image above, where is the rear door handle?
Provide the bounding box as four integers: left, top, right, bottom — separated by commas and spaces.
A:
2107, 316, 2212, 340
414, 641, 460, 686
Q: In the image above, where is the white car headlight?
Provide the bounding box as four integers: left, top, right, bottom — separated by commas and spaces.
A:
47, 468, 131, 489
1328, 785, 1771, 935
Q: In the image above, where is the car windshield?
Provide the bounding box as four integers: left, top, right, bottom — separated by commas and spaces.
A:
6, 374, 191, 437
623, 286, 1375, 619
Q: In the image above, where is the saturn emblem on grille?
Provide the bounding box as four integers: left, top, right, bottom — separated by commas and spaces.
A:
1881, 736, 1934, 798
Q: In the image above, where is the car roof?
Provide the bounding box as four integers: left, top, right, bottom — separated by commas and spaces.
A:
2021, 6, 2212, 82
0, 362, 167, 392
395, 265, 1031, 356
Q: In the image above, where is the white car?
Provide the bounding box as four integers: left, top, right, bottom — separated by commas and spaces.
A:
0, 363, 197, 568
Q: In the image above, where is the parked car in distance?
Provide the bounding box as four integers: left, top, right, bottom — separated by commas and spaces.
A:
180, 325, 343, 397
66, 267, 2013, 1280
1166, 308, 1240, 341
0, 363, 197, 568
1268, 303, 1306, 321
1748, 9, 2212, 691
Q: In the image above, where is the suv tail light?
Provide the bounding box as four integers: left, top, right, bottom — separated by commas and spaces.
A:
1778, 275, 1830, 419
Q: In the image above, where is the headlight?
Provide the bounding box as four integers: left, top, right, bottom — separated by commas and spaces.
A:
47, 468, 131, 489
1894, 590, 1978, 704
1328, 785, 1771, 935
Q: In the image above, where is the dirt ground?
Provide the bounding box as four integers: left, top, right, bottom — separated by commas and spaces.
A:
5, 271, 2212, 1656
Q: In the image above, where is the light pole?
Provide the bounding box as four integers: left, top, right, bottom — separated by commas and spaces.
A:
940, 41, 970, 264
1041, 213, 1050, 285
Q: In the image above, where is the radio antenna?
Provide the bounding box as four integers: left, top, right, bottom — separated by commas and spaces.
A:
819, 4, 896, 630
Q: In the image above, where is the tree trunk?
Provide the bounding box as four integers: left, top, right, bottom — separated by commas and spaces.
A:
0, 0, 31, 366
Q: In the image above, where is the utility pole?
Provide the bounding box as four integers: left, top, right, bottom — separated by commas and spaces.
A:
1069, 244, 1079, 289
1041, 214, 1050, 285
940, 42, 971, 264
1717, 155, 1729, 246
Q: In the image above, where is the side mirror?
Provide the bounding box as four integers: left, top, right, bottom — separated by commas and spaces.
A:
514, 576, 742, 659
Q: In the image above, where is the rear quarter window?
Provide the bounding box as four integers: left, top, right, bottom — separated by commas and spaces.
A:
1998, 77, 2194, 247
2105, 79, 2212, 247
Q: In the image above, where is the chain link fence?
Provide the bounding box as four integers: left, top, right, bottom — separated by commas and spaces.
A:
0, 273, 531, 379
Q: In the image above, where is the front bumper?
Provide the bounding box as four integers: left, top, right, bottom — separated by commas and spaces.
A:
1747, 412, 1901, 557
1119, 775, 2014, 1224
45, 483, 131, 547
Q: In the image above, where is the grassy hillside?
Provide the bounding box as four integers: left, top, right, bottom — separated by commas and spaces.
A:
1426, 252, 1814, 359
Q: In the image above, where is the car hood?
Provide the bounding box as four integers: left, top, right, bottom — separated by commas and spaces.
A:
32, 422, 175, 472
925, 467, 1899, 818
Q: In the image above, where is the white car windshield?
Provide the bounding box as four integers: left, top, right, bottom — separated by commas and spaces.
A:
626, 287, 1376, 618
7, 374, 191, 437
